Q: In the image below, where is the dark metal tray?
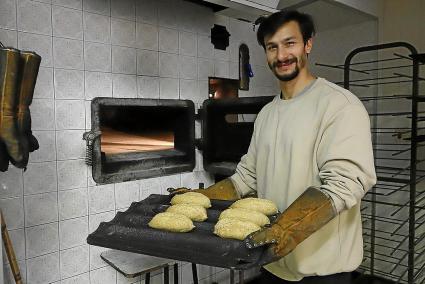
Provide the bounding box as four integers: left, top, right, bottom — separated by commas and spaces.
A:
87, 194, 273, 270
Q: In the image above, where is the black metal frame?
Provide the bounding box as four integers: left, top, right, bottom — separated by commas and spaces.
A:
341, 42, 424, 284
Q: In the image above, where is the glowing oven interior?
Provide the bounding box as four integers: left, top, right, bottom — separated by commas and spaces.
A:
99, 105, 183, 156
101, 127, 174, 154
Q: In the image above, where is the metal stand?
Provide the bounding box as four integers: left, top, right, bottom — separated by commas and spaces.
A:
230, 268, 245, 284
100, 250, 179, 284
316, 42, 425, 284
346, 43, 423, 284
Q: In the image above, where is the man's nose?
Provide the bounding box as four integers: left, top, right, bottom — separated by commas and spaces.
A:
277, 47, 288, 61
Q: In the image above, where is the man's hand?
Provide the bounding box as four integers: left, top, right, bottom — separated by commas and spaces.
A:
244, 187, 337, 259
167, 187, 191, 196
245, 224, 279, 249
167, 179, 239, 201
245, 221, 301, 259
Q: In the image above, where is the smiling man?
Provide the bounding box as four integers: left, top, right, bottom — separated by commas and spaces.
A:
171, 10, 376, 284
236, 10, 377, 283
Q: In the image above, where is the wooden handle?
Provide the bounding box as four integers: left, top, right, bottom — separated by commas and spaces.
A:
1, 211, 23, 284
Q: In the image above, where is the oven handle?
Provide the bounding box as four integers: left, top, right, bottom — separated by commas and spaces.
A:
83, 130, 101, 166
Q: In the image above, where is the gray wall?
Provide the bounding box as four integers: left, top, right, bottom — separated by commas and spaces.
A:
0, 0, 277, 283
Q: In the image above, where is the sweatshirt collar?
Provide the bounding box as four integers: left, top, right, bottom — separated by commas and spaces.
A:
277, 77, 319, 104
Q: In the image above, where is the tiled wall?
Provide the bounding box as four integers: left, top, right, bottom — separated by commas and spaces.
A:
0, 0, 277, 283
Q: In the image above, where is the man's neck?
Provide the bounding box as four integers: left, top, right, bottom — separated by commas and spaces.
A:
280, 70, 316, 100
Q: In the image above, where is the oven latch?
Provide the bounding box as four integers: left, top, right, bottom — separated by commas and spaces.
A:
82, 130, 101, 166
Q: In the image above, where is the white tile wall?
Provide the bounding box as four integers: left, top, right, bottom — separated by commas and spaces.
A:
26, 252, 60, 284
0, 0, 17, 30
25, 222, 59, 258
112, 46, 137, 75
83, 0, 110, 16
111, 18, 136, 47
85, 71, 113, 99
137, 76, 159, 98
34, 67, 54, 99
53, 38, 84, 69
112, 74, 137, 98
58, 188, 89, 220
18, 32, 53, 67
83, 12, 111, 43
54, 69, 85, 99
137, 49, 158, 76
0, 0, 279, 283
84, 41, 112, 72
60, 245, 90, 279
159, 52, 179, 78
52, 6, 83, 40
59, 216, 89, 249
23, 161, 57, 194
17, 0, 52, 35
136, 22, 158, 50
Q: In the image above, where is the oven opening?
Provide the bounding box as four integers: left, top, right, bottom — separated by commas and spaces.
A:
100, 106, 176, 155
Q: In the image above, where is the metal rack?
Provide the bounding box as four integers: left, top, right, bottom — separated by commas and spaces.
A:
318, 42, 425, 284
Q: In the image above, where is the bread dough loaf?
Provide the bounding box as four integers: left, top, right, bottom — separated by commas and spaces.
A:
219, 208, 270, 227
148, 212, 194, 233
166, 204, 208, 222
170, 192, 211, 208
230, 198, 278, 216
214, 218, 260, 240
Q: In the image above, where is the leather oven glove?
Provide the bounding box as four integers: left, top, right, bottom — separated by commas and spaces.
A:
167, 178, 239, 201
244, 187, 337, 263
15, 51, 41, 167
0, 47, 24, 166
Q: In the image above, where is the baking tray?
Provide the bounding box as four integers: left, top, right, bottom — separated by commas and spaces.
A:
87, 194, 275, 269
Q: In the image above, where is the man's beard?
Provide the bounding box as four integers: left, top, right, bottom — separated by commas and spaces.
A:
268, 57, 300, 82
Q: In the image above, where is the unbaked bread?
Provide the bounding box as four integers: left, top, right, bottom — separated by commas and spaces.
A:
214, 218, 260, 240
230, 197, 278, 216
148, 212, 194, 233
219, 208, 270, 227
166, 204, 208, 222
170, 192, 211, 208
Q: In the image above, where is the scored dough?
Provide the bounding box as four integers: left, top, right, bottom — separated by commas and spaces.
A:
214, 218, 260, 240
219, 208, 270, 227
148, 212, 195, 233
230, 197, 278, 216
170, 192, 212, 208
166, 204, 208, 222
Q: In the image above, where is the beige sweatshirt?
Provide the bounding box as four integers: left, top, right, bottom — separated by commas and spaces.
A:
230, 77, 377, 281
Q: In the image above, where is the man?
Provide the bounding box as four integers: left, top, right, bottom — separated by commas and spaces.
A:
175, 10, 376, 283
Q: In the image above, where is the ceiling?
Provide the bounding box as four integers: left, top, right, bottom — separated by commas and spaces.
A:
186, 0, 377, 31
279, 0, 377, 32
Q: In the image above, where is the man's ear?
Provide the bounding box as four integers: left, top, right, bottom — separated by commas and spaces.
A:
305, 38, 313, 55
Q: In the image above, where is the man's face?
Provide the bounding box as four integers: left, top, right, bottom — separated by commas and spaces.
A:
264, 21, 312, 82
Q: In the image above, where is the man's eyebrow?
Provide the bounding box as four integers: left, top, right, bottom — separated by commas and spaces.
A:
266, 36, 296, 46
282, 36, 296, 42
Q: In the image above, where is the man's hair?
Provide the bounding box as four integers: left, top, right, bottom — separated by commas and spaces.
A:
256, 10, 316, 49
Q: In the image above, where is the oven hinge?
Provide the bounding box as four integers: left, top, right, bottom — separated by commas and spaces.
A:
195, 107, 203, 120
195, 138, 203, 150
82, 130, 101, 166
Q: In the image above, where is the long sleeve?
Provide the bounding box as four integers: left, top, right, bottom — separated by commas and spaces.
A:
230, 122, 258, 197
317, 103, 377, 213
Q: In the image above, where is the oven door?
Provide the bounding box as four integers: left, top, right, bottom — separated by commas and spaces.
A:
201, 96, 274, 176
